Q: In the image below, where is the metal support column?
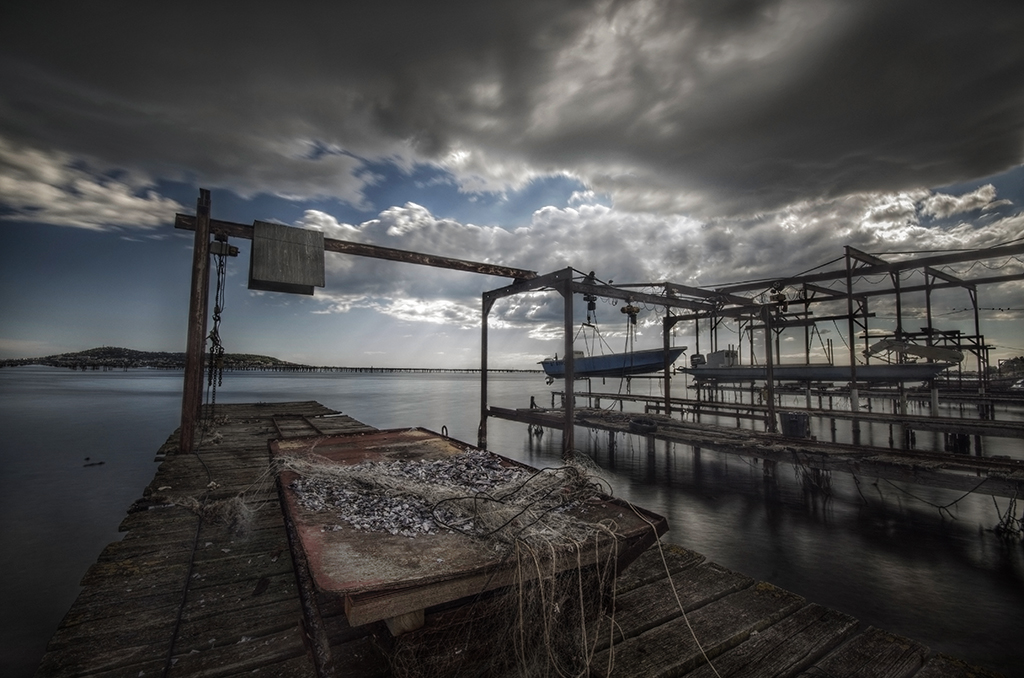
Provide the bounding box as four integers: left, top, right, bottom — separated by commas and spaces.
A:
663, 313, 673, 416
478, 297, 495, 449
763, 306, 778, 433
844, 246, 861, 445
560, 277, 575, 456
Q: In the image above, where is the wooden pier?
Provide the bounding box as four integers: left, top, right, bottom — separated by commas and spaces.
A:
36, 401, 1003, 677
490, 400, 1024, 500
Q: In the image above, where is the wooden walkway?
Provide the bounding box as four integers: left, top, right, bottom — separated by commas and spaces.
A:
490, 405, 1024, 499
36, 402, 1002, 677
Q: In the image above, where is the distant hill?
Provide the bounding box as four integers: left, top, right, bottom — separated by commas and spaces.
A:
0, 346, 302, 370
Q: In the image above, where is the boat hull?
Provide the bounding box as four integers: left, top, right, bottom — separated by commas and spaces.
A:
680, 362, 955, 383
541, 347, 686, 378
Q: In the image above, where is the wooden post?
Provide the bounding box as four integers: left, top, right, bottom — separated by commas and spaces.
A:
179, 189, 211, 454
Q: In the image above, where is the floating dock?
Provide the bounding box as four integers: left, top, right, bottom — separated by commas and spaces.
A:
36, 401, 1003, 677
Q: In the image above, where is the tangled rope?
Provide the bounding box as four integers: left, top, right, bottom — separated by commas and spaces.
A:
280, 450, 626, 677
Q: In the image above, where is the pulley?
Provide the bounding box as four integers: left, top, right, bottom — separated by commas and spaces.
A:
584, 293, 598, 323
621, 303, 640, 324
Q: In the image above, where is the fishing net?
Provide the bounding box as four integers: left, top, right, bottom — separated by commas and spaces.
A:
278, 449, 625, 677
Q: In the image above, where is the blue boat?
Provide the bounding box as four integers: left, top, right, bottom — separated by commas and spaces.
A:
540, 347, 686, 379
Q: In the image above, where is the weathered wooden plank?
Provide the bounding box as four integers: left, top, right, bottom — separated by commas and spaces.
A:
146, 466, 273, 486
58, 589, 183, 629
51, 572, 303, 665
166, 624, 310, 678
797, 627, 928, 678
97, 533, 197, 562
78, 533, 290, 606
197, 401, 340, 417
111, 510, 283, 551
118, 505, 200, 533
171, 600, 305, 653
152, 455, 271, 473
215, 652, 318, 678
79, 553, 192, 589
118, 498, 284, 537
914, 654, 1005, 678
614, 541, 705, 594
64, 658, 169, 678
185, 549, 296, 592
592, 583, 805, 678
684, 603, 859, 678
148, 454, 272, 471
600, 561, 753, 649
35, 623, 179, 677
44, 602, 182, 651
178, 570, 300, 621
188, 531, 290, 565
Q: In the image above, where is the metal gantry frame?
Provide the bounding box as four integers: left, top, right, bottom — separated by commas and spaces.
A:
479, 268, 711, 454
178, 188, 1024, 456
481, 243, 1024, 453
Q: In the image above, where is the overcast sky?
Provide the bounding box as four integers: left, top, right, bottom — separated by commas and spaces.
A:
2, 1, 1023, 368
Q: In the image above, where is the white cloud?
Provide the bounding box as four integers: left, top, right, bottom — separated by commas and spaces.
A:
920, 184, 1010, 219
377, 297, 481, 328
0, 137, 183, 230
289, 191, 1023, 343
299, 210, 361, 240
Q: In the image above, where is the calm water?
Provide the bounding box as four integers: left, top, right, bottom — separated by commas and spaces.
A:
1, 367, 1022, 676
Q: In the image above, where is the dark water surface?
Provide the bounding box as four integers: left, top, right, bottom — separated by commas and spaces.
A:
1, 367, 1022, 676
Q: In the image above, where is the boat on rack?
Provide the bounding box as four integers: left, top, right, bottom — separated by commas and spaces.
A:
679, 349, 956, 383
540, 347, 686, 379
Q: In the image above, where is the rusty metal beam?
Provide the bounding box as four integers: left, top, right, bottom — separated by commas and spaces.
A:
482, 268, 711, 311
572, 280, 711, 311
925, 266, 971, 287
175, 214, 537, 281
617, 281, 756, 307
847, 247, 889, 267
483, 268, 573, 303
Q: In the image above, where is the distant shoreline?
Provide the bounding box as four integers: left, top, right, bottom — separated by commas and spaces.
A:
0, 346, 542, 373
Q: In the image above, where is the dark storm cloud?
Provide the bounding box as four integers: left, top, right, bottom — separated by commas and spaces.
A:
523, 0, 1024, 215
0, 0, 594, 200
2, 1, 1023, 218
